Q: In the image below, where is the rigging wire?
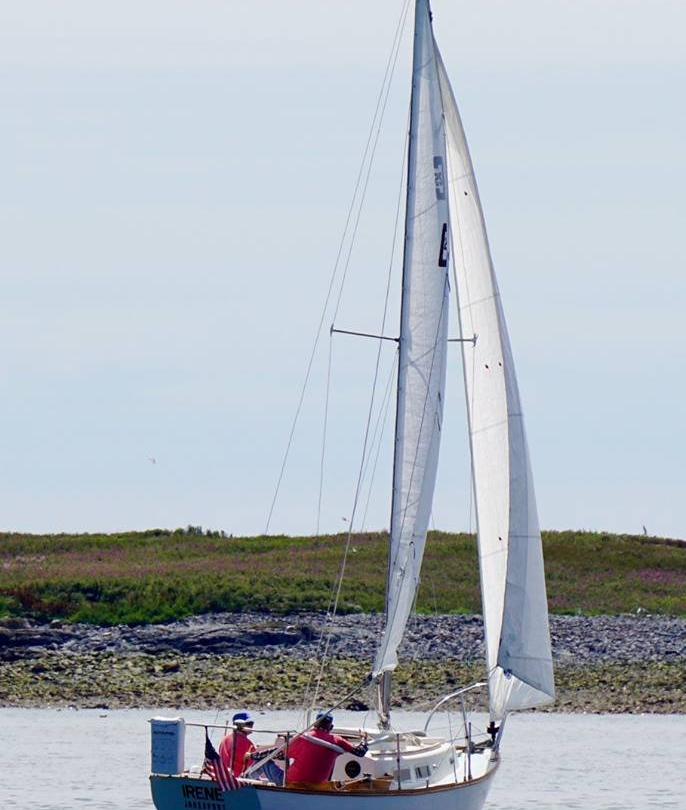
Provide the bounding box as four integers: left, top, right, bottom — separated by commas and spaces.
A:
316, 334, 335, 535
310, 175, 407, 707
309, 23, 414, 712
264, 0, 412, 535
329, 7, 410, 325
351, 96, 410, 536
310, 106, 413, 709
354, 92, 411, 533
297, 0, 413, 710
360, 350, 398, 531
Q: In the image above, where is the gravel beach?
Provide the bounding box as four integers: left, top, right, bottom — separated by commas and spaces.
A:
1, 613, 684, 712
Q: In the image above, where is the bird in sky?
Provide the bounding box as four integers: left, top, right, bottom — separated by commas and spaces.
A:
148, 457, 157, 465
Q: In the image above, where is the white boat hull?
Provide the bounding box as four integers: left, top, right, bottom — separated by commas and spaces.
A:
150, 760, 498, 810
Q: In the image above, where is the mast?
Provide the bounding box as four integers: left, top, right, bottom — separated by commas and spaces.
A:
376, 0, 450, 725
378, 0, 422, 729
377, 0, 423, 728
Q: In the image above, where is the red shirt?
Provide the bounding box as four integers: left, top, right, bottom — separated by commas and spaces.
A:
218, 731, 256, 777
286, 728, 357, 783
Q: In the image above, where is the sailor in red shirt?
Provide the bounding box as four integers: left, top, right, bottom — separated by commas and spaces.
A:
218, 711, 256, 776
286, 712, 368, 784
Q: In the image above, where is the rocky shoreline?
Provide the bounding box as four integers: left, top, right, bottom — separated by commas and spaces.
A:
1, 613, 684, 713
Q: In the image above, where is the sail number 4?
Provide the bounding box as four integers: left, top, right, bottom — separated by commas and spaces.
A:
433, 157, 449, 268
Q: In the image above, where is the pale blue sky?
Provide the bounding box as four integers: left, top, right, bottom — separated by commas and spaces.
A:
0, 1, 684, 539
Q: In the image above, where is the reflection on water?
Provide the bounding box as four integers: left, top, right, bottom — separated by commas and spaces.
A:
1, 708, 683, 809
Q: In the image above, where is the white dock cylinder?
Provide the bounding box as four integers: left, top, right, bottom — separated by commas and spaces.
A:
150, 717, 185, 775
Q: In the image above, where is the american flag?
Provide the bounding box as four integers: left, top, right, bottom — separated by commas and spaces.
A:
203, 731, 242, 792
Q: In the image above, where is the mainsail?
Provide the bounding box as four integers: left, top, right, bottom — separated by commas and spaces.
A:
436, 48, 555, 719
372, 0, 450, 678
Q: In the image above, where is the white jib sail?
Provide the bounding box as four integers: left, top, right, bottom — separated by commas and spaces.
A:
436, 47, 555, 719
373, 0, 450, 677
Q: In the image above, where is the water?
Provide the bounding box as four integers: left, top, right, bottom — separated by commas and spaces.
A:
0, 709, 683, 809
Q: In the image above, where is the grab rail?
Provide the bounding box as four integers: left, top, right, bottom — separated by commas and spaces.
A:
422, 682, 486, 733
185, 721, 296, 736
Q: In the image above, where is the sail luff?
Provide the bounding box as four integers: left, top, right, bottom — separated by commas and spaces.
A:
435, 46, 555, 719
373, 0, 450, 681
378, 3, 421, 727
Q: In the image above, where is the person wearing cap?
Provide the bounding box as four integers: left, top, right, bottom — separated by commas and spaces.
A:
286, 712, 368, 785
219, 711, 256, 777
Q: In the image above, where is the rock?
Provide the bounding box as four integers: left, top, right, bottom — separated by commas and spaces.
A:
0, 617, 33, 629
1, 611, 685, 669
296, 624, 318, 641
346, 699, 369, 711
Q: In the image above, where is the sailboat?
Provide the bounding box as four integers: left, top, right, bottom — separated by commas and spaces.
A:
149, 1, 554, 808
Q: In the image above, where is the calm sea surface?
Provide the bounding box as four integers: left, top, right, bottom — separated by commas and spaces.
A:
0, 709, 683, 809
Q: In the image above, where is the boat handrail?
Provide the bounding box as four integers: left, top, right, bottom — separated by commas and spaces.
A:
422, 682, 487, 733
184, 721, 297, 736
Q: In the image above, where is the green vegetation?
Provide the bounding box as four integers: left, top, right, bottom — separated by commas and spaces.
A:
0, 528, 684, 625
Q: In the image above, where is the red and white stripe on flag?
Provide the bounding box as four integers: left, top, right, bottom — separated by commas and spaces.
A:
204, 732, 243, 791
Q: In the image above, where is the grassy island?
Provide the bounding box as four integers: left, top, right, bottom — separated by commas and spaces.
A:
1, 529, 684, 625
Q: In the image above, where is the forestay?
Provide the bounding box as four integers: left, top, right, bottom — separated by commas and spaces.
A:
436, 49, 555, 718
372, 0, 450, 677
